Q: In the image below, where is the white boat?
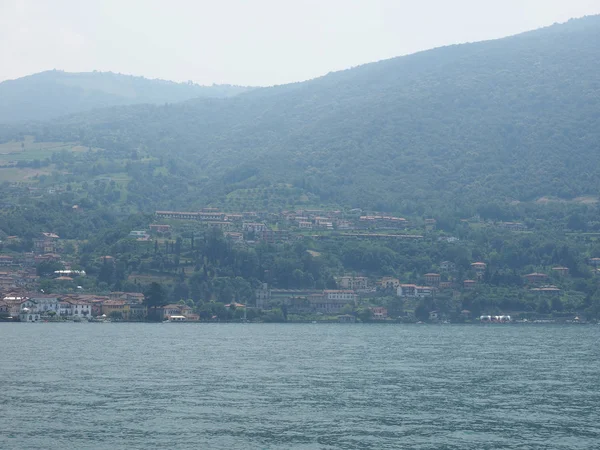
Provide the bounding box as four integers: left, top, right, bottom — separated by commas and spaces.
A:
163, 315, 187, 323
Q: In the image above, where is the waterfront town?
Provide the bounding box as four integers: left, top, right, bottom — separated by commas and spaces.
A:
0, 207, 598, 323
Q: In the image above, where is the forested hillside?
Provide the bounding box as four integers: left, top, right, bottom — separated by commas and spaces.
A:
2, 16, 600, 215
2, 17, 600, 321
0, 70, 253, 123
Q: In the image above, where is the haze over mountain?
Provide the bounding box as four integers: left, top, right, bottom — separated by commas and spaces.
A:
2, 16, 600, 214
0, 70, 253, 123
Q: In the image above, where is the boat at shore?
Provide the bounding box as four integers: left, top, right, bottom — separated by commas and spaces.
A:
163, 315, 187, 323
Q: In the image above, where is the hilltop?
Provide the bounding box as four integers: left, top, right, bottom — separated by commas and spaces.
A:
0, 70, 254, 123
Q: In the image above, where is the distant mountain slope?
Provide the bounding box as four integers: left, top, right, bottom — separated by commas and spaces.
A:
4, 16, 600, 213
0, 70, 254, 123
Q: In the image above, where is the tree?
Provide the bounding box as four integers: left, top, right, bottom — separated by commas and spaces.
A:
37, 260, 65, 277
357, 307, 373, 323
414, 301, 430, 322
144, 282, 167, 321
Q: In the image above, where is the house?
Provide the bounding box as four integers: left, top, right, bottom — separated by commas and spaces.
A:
261, 230, 290, 244
0, 301, 9, 316
415, 286, 434, 298
298, 221, 313, 229
335, 219, 352, 230
224, 302, 245, 309
524, 273, 549, 284
314, 217, 332, 227
159, 304, 182, 319
155, 211, 200, 220
369, 306, 388, 320
552, 267, 569, 276
338, 314, 356, 323
225, 214, 244, 223
337, 276, 369, 290
397, 284, 416, 297
425, 219, 436, 231
90, 299, 105, 317
255, 283, 271, 309
197, 212, 226, 222
3, 294, 28, 316
34, 254, 61, 264
438, 236, 460, 243
286, 296, 313, 314
125, 292, 145, 303
58, 301, 73, 316
129, 303, 148, 321
242, 211, 259, 220
471, 262, 487, 276
379, 277, 401, 290
19, 307, 40, 322
204, 221, 232, 231
424, 273, 441, 287
129, 230, 150, 240
498, 222, 527, 231
0, 255, 15, 267
101, 300, 130, 320
359, 215, 408, 229
530, 285, 561, 296
428, 310, 439, 321
67, 299, 92, 317
158, 303, 198, 320
55, 276, 74, 282
463, 280, 476, 290
28, 295, 60, 314
308, 291, 357, 314
324, 290, 357, 303
0, 271, 16, 291
224, 232, 244, 243
588, 258, 600, 267
149, 224, 171, 234
440, 261, 456, 272
396, 284, 434, 298
243, 222, 268, 233
33, 232, 59, 254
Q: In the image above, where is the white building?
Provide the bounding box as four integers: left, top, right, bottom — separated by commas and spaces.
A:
69, 300, 92, 317
58, 299, 92, 317
243, 222, 268, 233
27, 296, 60, 314
19, 307, 40, 322
337, 276, 369, 290
324, 290, 358, 303
397, 285, 434, 298
255, 283, 271, 309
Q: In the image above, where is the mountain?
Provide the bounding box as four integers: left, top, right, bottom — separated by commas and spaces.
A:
3, 16, 600, 214
0, 70, 254, 123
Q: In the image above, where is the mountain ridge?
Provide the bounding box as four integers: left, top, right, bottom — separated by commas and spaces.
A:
0, 70, 255, 124
1, 15, 600, 214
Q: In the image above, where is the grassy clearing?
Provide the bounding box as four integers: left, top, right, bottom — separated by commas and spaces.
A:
127, 273, 178, 284
0, 166, 56, 182
0, 136, 100, 163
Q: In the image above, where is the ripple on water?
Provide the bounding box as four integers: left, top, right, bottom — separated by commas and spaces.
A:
0, 323, 599, 449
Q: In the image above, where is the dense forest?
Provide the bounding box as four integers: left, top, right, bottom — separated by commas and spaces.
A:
1, 16, 599, 214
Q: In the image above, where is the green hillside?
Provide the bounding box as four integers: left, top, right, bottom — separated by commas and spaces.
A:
0, 70, 254, 123
2, 16, 600, 215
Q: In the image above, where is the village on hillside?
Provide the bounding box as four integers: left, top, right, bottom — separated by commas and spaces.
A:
1, 208, 598, 323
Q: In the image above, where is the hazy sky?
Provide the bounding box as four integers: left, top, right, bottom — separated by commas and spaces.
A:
1, 0, 599, 86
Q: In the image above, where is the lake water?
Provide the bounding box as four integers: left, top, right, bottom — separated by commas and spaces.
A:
0, 323, 599, 449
